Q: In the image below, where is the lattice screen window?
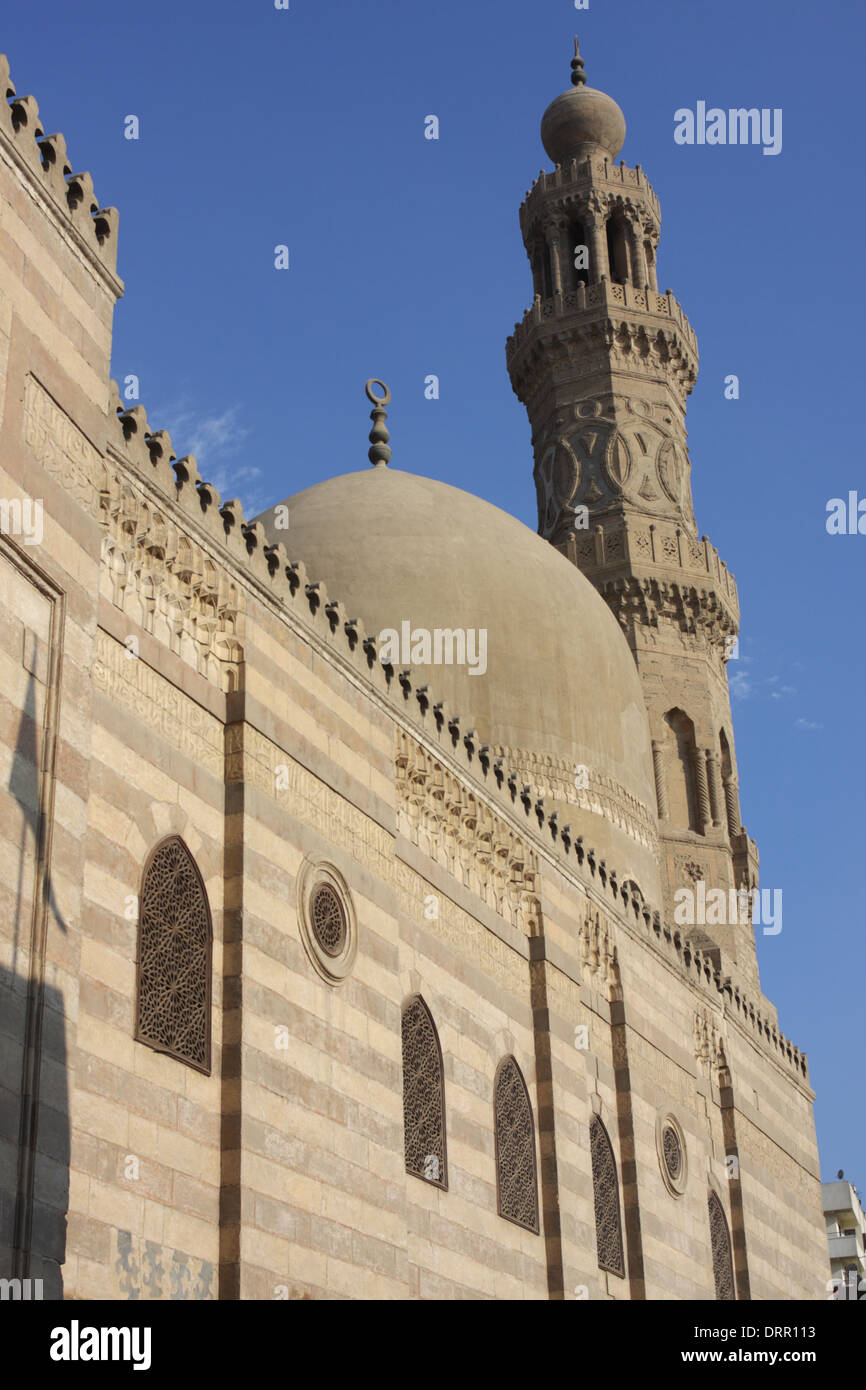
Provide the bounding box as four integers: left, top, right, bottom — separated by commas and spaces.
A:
401, 996, 447, 1189
494, 1057, 539, 1233
135, 836, 212, 1073
590, 1116, 625, 1277
662, 1124, 683, 1182
708, 1191, 735, 1300
309, 883, 347, 958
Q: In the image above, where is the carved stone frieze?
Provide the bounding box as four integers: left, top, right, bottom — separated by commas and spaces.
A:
395, 729, 541, 937
228, 723, 394, 881
24, 374, 105, 510
92, 629, 224, 776
394, 859, 528, 996
22, 374, 244, 694
99, 469, 244, 694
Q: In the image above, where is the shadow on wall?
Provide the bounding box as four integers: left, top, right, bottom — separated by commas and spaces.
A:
0, 961, 69, 1299
2, 645, 70, 1299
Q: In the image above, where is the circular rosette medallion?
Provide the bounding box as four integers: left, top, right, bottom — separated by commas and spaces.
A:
656, 1112, 688, 1196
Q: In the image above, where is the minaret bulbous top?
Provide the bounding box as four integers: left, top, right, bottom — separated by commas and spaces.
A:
540, 38, 626, 165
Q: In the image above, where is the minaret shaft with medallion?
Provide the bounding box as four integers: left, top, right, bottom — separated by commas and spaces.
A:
507, 41, 760, 986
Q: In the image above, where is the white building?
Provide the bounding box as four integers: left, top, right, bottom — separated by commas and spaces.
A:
823, 1177, 866, 1299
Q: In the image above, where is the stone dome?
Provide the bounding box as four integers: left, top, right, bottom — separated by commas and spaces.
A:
259, 468, 661, 899
541, 83, 626, 164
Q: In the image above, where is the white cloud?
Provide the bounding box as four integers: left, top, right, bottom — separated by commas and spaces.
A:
794, 717, 822, 731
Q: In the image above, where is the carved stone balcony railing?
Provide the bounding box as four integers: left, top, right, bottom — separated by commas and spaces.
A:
506, 279, 698, 366
575, 519, 737, 605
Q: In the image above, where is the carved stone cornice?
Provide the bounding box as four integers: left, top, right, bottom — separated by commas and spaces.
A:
507, 286, 698, 408
597, 573, 739, 647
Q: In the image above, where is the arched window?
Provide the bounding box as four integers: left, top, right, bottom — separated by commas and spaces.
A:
708, 1190, 735, 1300
494, 1057, 539, 1233
135, 836, 212, 1073
401, 996, 447, 1189
606, 216, 630, 285
663, 708, 699, 832
590, 1115, 625, 1276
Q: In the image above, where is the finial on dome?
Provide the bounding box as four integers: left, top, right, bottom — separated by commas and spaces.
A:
570, 36, 587, 87
365, 378, 391, 467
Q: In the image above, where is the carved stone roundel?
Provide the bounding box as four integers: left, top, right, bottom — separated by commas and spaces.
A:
535, 446, 557, 537
310, 883, 347, 957
656, 1112, 688, 1196
553, 439, 579, 507
297, 858, 357, 984
663, 1124, 682, 1181
535, 439, 580, 534
657, 438, 685, 508
605, 431, 632, 492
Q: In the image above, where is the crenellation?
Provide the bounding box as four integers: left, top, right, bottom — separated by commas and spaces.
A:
0, 55, 119, 277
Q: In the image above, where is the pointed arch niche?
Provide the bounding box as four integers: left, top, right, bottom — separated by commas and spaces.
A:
662, 708, 699, 832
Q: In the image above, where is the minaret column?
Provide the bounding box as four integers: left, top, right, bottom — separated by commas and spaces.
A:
724, 775, 742, 838
694, 748, 712, 836
628, 218, 649, 289
706, 750, 724, 830
652, 739, 669, 821
585, 208, 608, 284
645, 233, 659, 292
547, 221, 565, 297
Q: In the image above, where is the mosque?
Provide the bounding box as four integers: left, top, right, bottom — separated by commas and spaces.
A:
0, 38, 828, 1299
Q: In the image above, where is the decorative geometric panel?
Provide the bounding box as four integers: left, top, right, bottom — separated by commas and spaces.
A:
401, 996, 447, 1190
494, 1057, 539, 1233
708, 1191, 735, 1301
590, 1116, 625, 1276
135, 836, 211, 1073
310, 883, 347, 958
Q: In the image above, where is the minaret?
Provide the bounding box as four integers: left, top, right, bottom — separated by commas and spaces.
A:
507, 40, 760, 987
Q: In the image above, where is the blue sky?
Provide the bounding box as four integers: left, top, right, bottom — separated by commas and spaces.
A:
5, 0, 863, 1187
